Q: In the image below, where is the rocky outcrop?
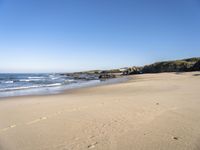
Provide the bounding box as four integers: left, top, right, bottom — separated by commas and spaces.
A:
123, 67, 143, 75
142, 61, 194, 73
99, 73, 116, 79
191, 60, 200, 71
61, 72, 116, 80
61, 73, 99, 80
122, 57, 200, 75
61, 57, 200, 78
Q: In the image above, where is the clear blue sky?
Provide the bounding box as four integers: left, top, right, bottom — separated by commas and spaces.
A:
0, 0, 200, 73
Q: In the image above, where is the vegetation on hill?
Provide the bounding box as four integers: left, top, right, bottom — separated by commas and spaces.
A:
126, 57, 200, 74
61, 57, 200, 79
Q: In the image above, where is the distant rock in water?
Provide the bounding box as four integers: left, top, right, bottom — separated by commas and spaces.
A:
60, 73, 99, 80
99, 73, 116, 79
61, 72, 117, 80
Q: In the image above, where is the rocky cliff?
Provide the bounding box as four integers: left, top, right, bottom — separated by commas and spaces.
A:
124, 57, 200, 75
61, 57, 200, 79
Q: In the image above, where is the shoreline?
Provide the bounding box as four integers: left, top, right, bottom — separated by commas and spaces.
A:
0, 71, 200, 150
0, 76, 130, 100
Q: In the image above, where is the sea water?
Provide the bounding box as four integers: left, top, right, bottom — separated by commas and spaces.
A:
0, 73, 100, 98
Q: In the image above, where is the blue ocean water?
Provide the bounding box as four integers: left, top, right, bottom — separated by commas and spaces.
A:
0, 73, 100, 98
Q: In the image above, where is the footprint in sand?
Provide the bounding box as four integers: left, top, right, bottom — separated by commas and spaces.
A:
56, 111, 62, 114
50, 111, 63, 117
26, 117, 47, 125
9, 124, 16, 128
87, 142, 98, 149
88, 135, 95, 139
0, 124, 17, 133
172, 136, 179, 140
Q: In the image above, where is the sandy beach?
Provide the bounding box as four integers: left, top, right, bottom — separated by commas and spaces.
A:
0, 72, 200, 150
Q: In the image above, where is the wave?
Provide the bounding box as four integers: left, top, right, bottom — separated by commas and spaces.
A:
51, 77, 60, 80
0, 85, 41, 92
19, 79, 31, 82
64, 79, 75, 83
0, 83, 63, 92
44, 83, 62, 87
1, 81, 14, 84
19, 79, 41, 82
28, 77, 46, 79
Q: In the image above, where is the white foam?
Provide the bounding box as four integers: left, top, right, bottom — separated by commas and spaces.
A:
28, 77, 45, 79
20, 79, 43, 82
0, 83, 63, 92
45, 83, 62, 87
67, 79, 75, 82
51, 77, 60, 80
19, 79, 31, 82
2, 81, 14, 84
0, 85, 42, 92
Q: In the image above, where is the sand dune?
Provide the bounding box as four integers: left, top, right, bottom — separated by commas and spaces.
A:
0, 72, 200, 150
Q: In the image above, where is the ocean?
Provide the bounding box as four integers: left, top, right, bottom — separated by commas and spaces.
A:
0, 73, 100, 98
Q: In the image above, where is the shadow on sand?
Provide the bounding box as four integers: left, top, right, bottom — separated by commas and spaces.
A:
193, 74, 200, 76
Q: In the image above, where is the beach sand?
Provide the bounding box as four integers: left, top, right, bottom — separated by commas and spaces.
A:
0, 72, 200, 150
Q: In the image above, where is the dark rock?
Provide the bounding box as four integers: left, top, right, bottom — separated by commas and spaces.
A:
62, 73, 99, 80
61, 72, 116, 80
99, 73, 116, 79
123, 67, 143, 75
142, 60, 198, 73
61, 57, 200, 79
172, 136, 179, 140
191, 60, 200, 71
121, 57, 200, 75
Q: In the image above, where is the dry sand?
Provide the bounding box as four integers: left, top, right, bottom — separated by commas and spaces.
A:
0, 72, 200, 150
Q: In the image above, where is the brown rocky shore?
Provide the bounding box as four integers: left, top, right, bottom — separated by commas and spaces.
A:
61, 57, 200, 79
